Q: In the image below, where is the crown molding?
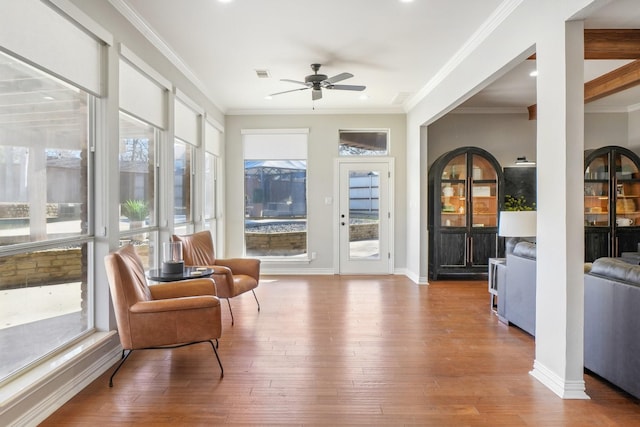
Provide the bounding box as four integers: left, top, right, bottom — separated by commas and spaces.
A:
405, 0, 524, 111
225, 107, 406, 116
108, 0, 225, 113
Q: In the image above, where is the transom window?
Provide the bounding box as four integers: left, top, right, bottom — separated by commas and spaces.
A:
339, 130, 389, 156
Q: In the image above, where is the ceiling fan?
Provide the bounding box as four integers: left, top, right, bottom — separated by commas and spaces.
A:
269, 63, 366, 101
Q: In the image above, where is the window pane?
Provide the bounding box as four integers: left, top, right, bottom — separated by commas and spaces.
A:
339, 130, 388, 156
0, 243, 91, 381
0, 51, 89, 244
204, 152, 216, 220
0, 35, 93, 385
174, 140, 192, 224
244, 160, 307, 257
119, 113, 156, 232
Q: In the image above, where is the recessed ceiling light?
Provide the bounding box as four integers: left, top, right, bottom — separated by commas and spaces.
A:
264, 95, 273, 100
399, 0, 414, 3
43, 95, 55, 100
529, 70, 538, 77
218, 0, 233, 3
359, 94, 369, 101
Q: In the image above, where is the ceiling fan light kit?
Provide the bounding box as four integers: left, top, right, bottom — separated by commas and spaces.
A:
269, 63, 366, 101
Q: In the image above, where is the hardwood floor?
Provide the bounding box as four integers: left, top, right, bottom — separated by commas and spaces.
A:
42, 276, 640, 426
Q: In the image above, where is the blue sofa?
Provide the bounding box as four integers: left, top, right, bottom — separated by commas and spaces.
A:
584, 257, 640, 399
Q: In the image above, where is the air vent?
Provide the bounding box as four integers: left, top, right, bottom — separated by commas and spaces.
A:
255, 69, 270, 78
391, 91, 412, 104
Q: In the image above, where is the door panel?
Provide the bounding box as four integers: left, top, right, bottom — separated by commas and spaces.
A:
339, 161, 391, 274
437, 232, 466, 267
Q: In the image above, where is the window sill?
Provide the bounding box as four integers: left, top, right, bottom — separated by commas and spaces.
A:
0, 331, 119, 425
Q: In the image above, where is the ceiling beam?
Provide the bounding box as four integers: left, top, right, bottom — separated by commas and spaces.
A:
584, 29, 640, 60
584, 59, 640, 102
528, 59, 640, 119
528, 29, 640, 60
527, 30, 640, 119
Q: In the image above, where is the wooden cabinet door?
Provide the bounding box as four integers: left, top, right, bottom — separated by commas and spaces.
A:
470, 230, 498, 268
437, 231, 466, 268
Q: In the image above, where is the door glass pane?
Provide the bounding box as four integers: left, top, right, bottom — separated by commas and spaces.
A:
472, 182, 497, 227
349, 170, 379, 259
472, 155, 497, 181
585, 155, 610, 227
441, 182, 465, 227
471, 155, 497, 227
616, 154, 639, 227
616, 153, 639, 179
442, 154, 466, 180
441, 154, 466, 227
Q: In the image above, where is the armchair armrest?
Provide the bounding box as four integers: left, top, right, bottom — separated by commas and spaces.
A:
149, 278, 217, 299
215, 258, 260, 280
130, 295, 219, 314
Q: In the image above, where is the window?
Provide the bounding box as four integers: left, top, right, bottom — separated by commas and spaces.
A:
0, 50, 94, 382
243, 131, 308, 257
204, 151, 217, 223
339, 130, 389, 156
119, 112, 159, 269
174, 138, 193, 233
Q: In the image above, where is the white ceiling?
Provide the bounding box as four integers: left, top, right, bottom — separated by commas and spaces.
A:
117, 0, 640, 115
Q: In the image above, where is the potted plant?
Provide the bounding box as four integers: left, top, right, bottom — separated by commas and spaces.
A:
122, 199, 148, 228
504, 194, 535, 211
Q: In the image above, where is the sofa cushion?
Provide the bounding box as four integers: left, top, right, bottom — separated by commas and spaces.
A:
589, 257, 640, 286
513, 241, 536, 259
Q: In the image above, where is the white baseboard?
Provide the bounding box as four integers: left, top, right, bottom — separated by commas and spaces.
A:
261, 267, 335, 275
530, 359, 590, 400
1, 331, 121, 427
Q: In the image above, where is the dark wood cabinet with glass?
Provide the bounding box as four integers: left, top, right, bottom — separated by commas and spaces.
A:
584, 145, 640, 261
428, 146, 504, 279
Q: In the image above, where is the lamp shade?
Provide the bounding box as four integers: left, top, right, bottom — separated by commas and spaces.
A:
498, 210, 536, 237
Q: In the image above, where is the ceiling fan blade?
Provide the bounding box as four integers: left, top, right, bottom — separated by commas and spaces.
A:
269, 87, 310, 96
312, 89, 322, 101
326, 84, 366, 91
325, 72, 353, 84
280, 79, 309, 86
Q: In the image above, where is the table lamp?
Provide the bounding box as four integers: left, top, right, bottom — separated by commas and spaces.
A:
499, 210, 536, 254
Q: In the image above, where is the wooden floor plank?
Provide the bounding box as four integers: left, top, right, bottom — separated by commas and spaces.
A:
41, 276, 640, 426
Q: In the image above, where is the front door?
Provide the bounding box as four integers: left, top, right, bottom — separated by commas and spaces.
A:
338, 160, 392, 274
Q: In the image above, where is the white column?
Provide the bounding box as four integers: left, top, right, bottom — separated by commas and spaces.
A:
531, 18, 589, 399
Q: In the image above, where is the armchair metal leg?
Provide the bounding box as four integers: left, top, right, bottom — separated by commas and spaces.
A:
109, 341, 223, 386
225, 298, 234, 325
208, 340, 224, 378
109, 349, 133, 387
252, 289, 261, 312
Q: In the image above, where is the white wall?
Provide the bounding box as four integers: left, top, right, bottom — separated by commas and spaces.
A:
427, 113, 536, 167
225, 114, 407, 273
585, 112, 629, 149
428, 111, 632, 170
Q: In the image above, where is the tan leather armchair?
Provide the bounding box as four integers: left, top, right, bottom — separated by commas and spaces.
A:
172, 231, 260, 325
104, 244, 223, 386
